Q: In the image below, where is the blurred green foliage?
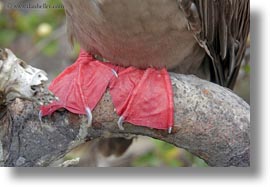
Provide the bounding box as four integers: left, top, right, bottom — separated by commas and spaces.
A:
132, 139, 208, 167
244, 64, 250, 74
0, 0, 65, 56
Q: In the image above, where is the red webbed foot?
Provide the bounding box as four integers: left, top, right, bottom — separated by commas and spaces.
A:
41, 50, 174, 132
110, 67, 174, 133
40, 50, 116, 125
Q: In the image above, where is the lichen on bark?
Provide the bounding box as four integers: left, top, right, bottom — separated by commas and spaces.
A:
0, 48, 56, 114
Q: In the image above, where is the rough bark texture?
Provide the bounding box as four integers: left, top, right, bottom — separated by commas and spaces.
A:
0, 73, 250, 167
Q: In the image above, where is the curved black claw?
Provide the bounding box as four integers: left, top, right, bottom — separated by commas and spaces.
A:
117, 116, 125, 130
85, 107, 92, 126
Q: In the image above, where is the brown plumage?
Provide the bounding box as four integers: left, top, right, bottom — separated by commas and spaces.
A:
179, 0, 250, 88
62, 0, 249, 89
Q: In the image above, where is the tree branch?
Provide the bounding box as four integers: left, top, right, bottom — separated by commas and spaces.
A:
0, 72, 250, 167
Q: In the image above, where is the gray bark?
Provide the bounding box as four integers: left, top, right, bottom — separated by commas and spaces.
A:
0, 73, 250, 167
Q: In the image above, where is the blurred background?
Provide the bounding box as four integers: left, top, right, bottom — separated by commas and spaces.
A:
0, 0, 250, 167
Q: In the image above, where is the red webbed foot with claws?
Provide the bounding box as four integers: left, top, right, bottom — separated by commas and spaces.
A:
41, 50, 174, 133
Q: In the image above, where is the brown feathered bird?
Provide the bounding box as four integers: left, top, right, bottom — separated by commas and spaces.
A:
62, 0, 249, 87
42, 0, 250, 158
